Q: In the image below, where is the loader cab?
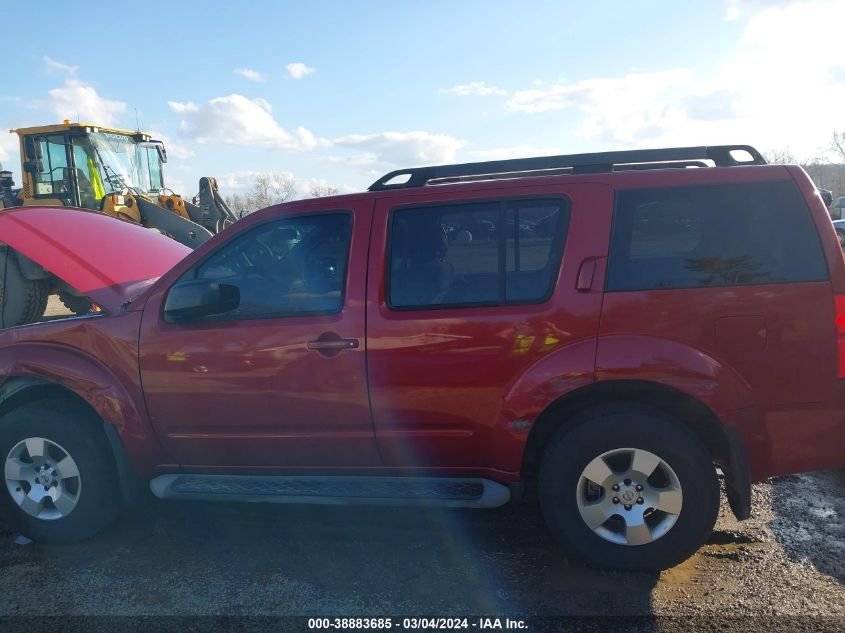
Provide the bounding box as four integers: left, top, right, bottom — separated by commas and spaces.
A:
12, 123, 167, 211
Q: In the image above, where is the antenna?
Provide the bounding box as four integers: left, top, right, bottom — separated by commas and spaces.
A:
135, 108, 140, 132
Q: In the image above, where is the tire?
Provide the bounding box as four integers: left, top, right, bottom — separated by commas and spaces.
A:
0, 249, 49, 328
0, 399, 121, 543
538, 404, 720, 571
58, 291, 93, 316
836, 229, 845, 249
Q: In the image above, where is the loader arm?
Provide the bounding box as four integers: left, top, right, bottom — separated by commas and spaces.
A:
184, 176, 239, 233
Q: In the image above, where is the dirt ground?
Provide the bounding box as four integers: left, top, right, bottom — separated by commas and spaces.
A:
43, 295, 72, 319
0, 471, 842, 629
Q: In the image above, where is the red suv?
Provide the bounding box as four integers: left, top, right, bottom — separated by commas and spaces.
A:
1, 145, 844, 571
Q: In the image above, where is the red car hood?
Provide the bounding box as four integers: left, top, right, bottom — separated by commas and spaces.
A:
0, 207, 190, 313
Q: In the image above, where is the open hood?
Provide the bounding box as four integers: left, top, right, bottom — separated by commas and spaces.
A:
0, 207, 191, 313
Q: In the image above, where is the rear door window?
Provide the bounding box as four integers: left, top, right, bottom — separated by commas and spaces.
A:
606, 181, 828, 291
389, 198, 570, 309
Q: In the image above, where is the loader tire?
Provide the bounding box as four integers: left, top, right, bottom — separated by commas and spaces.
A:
0, 248, 49, 328
58, 291, 93, 316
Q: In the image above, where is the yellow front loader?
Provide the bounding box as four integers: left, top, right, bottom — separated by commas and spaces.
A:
0, 121, 238, 326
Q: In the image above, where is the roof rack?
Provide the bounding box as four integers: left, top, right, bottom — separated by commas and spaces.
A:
368, 145, 767, 191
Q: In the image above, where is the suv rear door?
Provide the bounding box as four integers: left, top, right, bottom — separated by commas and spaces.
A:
365, 182, 613, 476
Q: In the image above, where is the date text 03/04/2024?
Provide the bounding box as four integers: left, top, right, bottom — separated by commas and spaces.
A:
307, 618, 528, 630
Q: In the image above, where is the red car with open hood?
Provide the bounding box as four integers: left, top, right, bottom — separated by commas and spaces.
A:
1, 145, 843, 571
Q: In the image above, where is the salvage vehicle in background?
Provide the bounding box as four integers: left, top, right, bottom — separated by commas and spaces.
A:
0, 121, 237, 328
833, 219, 845, 248
1, 144, 844, 572
832, 196, 845, 221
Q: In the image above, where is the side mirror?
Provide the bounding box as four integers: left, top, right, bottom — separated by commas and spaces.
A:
164, 279, 240, 321
23, 137, 43, 161
23, 159, 43, 173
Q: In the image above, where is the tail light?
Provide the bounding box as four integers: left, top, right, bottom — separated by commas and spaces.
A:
835, 296, 845, 377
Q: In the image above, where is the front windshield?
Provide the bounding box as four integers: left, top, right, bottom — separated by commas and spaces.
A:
89, 132, 163, 195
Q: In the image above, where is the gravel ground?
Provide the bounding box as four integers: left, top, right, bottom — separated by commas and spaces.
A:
0, 471, 842, 628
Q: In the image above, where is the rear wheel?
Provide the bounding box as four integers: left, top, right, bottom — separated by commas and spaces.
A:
538, 404, 720, 571
0, 399, 121, 542
0, 249, 49, 327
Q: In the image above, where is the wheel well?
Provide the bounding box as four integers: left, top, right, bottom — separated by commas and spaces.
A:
0, 380, 99, 422
0, 378, 135, 504
521, 380, 731, 479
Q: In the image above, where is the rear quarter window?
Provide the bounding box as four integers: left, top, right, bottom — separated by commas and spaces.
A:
606, 181, 829, 291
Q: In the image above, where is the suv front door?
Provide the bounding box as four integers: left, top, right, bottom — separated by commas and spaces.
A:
138, 203, 378, 469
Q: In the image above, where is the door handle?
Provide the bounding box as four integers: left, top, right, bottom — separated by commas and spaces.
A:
307, 333, 360, 357
307, 339, 359, 351
576, 258, 598, 292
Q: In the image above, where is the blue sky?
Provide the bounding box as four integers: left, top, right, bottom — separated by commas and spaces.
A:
1, 0, 842, 197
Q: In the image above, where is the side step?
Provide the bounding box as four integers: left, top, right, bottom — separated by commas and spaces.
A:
149, 474, 511, 508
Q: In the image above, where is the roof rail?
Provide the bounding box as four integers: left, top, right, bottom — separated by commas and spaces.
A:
367, 145, 766, 191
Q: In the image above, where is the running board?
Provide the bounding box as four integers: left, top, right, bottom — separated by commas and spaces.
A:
149, 474, 511, 508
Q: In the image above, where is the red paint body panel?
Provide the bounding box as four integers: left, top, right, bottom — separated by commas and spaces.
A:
0, 312, 169, 476
0, 206, 190, 311
137, 198, 379, 469
0, 164, 844, 489
365, 183, 612, 476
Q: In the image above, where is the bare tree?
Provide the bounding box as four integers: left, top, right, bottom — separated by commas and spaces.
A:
832, 132, 845, 164
249, 172, 297, 209
763, 148, 798, 165
223, 192, 252, 218
308, 183, 340, 198
223, 172, 298, 218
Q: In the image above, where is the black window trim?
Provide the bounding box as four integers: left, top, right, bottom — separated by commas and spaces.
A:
604, 180, 830, 293
167, 209, 355, 323
385, 194, 571, 312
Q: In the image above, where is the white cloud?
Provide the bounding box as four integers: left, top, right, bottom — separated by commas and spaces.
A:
168, 94, 324, 150
148, 130, 195, 160
0, 128, 17, 164
467, 145, 562, 161
723, 0, 801, 20
332, 131, 465, 167
285, 62, 315, 79
217, 170, 280, 190
48, 79, 127, 126
235, 67, 266, 82
441, 81, 506, 96
502, 0, 845, 158
506, 69, 693, 145
43, 55, 78, 75
319, 153, 381, 167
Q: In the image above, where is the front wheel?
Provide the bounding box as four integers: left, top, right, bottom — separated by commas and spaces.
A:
0, 400, 121, 542
538, 404, 720, 571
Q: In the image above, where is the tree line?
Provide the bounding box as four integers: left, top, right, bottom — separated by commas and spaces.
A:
766, 132, 845, 202
223, 173, 339, 218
